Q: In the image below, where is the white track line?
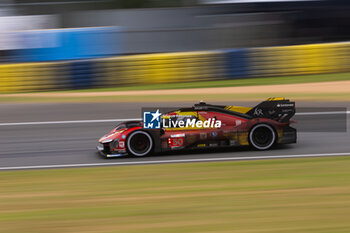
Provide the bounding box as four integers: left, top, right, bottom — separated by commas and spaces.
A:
0, 118, 141, 126
0, 152, 349, 171
0, 111, 348, 126
296, 111, 350, 116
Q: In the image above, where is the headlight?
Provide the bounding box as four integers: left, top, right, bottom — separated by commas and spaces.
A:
101, 138, 113, 143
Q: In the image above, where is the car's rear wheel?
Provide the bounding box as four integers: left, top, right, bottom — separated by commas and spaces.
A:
126, 131, 153, 157
249, 124, 276, 150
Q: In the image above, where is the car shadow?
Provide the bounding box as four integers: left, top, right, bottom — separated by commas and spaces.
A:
99, 144, 293, 160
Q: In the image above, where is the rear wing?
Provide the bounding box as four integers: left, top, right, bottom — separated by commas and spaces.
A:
246, 98, 295, 123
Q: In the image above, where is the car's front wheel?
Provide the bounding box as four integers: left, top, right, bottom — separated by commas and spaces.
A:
249, 124, 276, 150
126, 131, 153, 157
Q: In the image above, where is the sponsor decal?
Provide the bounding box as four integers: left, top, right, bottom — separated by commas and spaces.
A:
254, 108, 263, 116
200, 133, 207, 140
143, 109, 161, 129
186, 134, 196, 144
171, 133, 185, 138
122, 135, 126, 139
268, 110, 276, 115
197, 143, 206, 147
211, 132, 218, 138
229, 140, 237, 146
118, 141, 125, 148
277, 103, 294, 107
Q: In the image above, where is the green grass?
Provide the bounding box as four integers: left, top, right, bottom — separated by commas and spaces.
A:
1, 92, 350, 103
1, 156, 350, 233
1, 72, 349, 103
1, 72, 350, 103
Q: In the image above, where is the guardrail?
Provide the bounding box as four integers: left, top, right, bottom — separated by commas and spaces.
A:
0, 41, 349, 93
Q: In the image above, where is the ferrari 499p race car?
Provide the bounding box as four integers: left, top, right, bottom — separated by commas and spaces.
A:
97, 98, 296, 158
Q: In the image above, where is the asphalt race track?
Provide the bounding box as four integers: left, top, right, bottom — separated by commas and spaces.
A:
0, 101, 349, 170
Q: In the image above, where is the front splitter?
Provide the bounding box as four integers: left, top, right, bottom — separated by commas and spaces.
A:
96, 146, 127, 158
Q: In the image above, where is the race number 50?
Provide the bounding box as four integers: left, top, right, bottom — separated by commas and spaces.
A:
169, 138, 184, 147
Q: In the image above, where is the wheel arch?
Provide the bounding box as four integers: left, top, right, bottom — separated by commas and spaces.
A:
248, 123, 278, 150
126, 130, 154, 156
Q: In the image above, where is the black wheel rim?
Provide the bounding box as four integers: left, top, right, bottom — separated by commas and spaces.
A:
130, 134, 151, 154
252, 127, 273, 147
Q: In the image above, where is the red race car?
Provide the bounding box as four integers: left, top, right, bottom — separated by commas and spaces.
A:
97, 98, 296, 157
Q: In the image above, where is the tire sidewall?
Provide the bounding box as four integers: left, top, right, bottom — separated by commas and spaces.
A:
126, 131, 153, 157
249, 124, 276, 150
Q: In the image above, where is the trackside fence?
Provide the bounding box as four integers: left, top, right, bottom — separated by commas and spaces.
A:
1, 42, 350, 93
